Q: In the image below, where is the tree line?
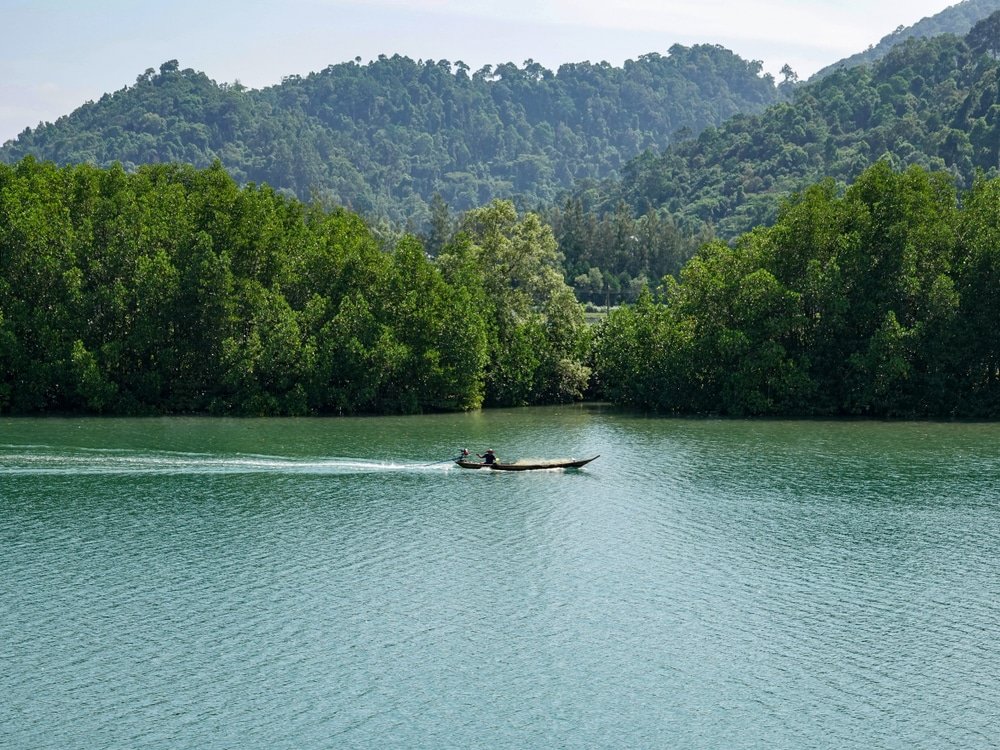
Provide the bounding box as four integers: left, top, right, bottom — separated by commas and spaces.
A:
534, 13, 999, 305
5, 158, 1000, 419
0, 158, 589, 415
593, 162, 1000, 418
402, 13, 1000, 310
3, 10, 998, 305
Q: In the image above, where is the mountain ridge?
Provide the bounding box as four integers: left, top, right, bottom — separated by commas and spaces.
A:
4, 1, 996, 235
0, 45, 785, 227
811, 0, 1000, 80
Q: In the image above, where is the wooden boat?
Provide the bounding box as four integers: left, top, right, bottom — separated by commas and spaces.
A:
454, 456, 599, 471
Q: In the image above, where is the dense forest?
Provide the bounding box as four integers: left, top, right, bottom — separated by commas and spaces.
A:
3, 7, 998, 307
570, 13, 1000, 249
0, 158, 589, 415
594, 162, 1000, 418
5, 158, 1000, 418
0, 45, 783, 227
474, 12, 1000, 302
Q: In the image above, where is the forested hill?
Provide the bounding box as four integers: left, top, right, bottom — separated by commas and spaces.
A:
572, 15, 1000, 245
812, 0, 1000, 80
0, 45, 782, 227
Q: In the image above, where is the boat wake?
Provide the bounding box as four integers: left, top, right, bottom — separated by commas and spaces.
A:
0, 445, 453, 476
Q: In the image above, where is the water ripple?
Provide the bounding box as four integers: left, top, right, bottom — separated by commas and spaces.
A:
3, 417, 1000, 749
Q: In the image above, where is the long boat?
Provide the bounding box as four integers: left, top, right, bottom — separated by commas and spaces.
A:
454, 456, 599, 471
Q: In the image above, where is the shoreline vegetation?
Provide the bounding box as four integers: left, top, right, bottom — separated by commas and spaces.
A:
2, 158, 1000, 419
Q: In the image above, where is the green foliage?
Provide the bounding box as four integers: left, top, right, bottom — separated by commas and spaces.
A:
544, 196, 703, 306
966, 10, 1000, 58
584, 29, 1000, 245
593, 288, 695, 410
6, 7, 999, 299
6, 10, 1000, 418
444, 200, 591, 405
0, 48, 782, 230
595, 163, 1000, 417
0, 159, 580, 416
952, 173, 1000, 413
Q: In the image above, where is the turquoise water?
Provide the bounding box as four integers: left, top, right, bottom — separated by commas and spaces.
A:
3, 409, 1000, 748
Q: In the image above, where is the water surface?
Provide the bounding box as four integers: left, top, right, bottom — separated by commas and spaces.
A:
3, 410, 999, 748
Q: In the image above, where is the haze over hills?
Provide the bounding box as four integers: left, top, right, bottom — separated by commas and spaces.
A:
810, 0, 1000, 79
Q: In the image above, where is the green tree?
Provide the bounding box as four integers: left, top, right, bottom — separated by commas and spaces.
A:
0, 158, 82, 411
590, 162, 979, 417
953, 174, 1000, 413
449, 200, 590, 404
966, 10, 1000, 58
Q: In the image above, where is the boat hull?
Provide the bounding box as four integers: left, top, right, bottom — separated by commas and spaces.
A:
454, 456, 598, 471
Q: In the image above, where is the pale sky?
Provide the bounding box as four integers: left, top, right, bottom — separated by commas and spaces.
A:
1, 0, 960, 144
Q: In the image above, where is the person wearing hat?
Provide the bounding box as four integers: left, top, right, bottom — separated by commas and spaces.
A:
477, 449, 498, 465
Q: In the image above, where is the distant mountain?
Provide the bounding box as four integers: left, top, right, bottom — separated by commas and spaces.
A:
0, 45, 784, 228
546, 14, 1000, 294
568, 18, 1000, 244
812, 0, 1000, 79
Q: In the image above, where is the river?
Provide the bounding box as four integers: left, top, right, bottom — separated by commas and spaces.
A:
3, 408, 999, 748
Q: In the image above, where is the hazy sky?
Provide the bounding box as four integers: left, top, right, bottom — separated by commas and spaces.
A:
1, 0, 959, 143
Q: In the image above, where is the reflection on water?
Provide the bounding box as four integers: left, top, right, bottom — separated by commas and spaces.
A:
2, 412, 1000, 749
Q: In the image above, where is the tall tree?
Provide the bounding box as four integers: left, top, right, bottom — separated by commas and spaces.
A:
444, 200, 590, 405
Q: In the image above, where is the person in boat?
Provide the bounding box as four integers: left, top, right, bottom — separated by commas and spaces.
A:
457, 448, 470, 460
477, 449, 498, 465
